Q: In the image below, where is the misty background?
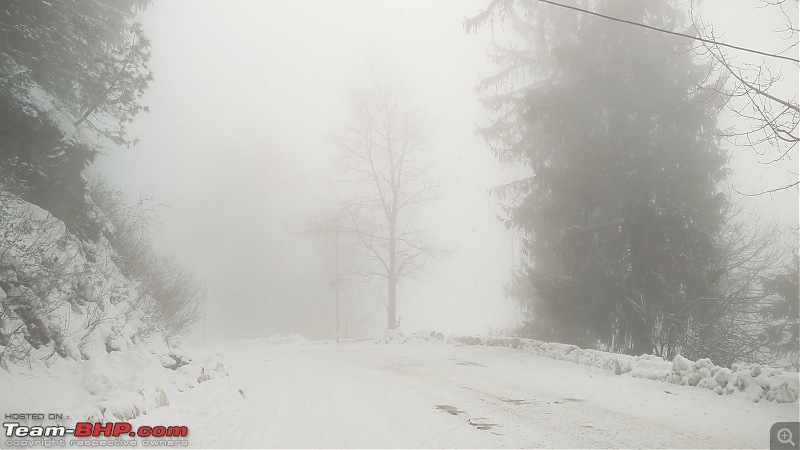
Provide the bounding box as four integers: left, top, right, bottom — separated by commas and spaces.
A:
91, 0, 798, 341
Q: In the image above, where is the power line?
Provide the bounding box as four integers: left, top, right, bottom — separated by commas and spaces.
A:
535, 0, 800, 64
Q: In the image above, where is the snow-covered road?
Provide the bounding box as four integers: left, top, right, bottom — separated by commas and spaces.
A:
131, 341, 798, 448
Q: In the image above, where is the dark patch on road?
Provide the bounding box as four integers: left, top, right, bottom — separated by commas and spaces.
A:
435, 404, 503, 435
469, 419, 498, 431
435, 404, 464, 415
561, 397, 585, 402
460, 386, 533, 406
500, 398, 531, 405
435, 404, 502, 434
449, 358, 486, 367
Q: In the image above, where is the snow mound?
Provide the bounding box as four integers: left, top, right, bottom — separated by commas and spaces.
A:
450, 335, 799, 403
263, 333, 310, 346
231, 330, 448, 349
667, 356, 798, 403
376, 330, 447, 345
0, 339, 228, 424
230, 333, 312, 349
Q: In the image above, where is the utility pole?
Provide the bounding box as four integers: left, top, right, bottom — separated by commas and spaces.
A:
334, 228, 340, 345
304, 219, 348, 344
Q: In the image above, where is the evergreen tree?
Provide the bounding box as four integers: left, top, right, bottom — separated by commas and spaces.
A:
469, 0, 729, 356
0, 0, 152, 237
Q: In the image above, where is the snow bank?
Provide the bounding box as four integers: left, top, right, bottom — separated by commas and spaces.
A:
0, 339, 228, 425
376, 330, 447, 345
0, 194, 229, 421
235, 331, 446, 348
238, 333, 311, 347
223, 330, 449, 350
208, 331, 798, 404
449, 335, 799, 403
264, 333, 311, 346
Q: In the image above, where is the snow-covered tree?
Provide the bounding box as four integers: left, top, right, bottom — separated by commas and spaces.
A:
0, 0, 152, 237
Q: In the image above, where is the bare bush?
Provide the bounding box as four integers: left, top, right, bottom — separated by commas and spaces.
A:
681, 206, 793, 366
0, 193, 81, 365
88, 178, 204, 340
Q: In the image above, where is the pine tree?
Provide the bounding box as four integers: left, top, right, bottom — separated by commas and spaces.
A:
0, 0, 152, 237
469, 0, 729, 356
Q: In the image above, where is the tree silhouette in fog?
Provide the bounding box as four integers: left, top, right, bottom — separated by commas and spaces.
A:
330, 57, 445, 331
469, 0, 729, 357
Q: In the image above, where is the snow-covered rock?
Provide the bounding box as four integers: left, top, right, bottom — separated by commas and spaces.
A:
0, 194, 155, 364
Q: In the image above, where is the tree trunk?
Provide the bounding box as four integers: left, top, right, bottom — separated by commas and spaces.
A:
388, 202, 397, 330
387, 276, 397, 330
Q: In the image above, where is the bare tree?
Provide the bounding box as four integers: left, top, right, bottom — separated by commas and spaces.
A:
681, 205, 791, 366
689, 0, 799, 195
330, 58, 444, 331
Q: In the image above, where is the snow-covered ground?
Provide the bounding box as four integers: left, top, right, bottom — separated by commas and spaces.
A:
121, 336, 798, 448
2, 333, 797, 448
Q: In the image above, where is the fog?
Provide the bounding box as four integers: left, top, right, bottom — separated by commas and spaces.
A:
92, 0, 797, 341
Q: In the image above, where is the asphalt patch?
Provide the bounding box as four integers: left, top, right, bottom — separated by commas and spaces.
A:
435, 404, 464, 415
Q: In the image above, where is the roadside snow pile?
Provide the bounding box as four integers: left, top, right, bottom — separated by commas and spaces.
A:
242, 330, 447, 348
377, 330, 447, 345
267, 333, 311, 346
450, 335, 799, 403
0, 339, 228, 424
231, 330, 449, 349
0, 189, 229, 426
667, 355, 798, 403
233, 333, 312, 349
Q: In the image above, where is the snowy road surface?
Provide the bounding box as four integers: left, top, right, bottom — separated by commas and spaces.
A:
131, 341, 798, 448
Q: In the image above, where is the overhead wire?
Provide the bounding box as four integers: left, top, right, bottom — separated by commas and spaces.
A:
535, 0, 800, 64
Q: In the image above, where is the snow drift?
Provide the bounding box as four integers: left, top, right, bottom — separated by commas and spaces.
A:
449, 335, 799, 403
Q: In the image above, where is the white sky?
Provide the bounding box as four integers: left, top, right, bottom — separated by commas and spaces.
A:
93, 0, 798, 341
